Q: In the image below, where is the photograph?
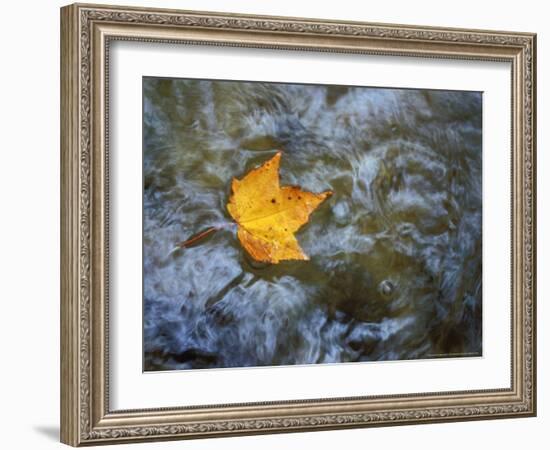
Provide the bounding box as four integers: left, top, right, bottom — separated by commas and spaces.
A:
142, 77, 483, 371
57, 3, 537, 445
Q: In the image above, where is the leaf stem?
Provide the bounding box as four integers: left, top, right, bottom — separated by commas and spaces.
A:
170, 222, 235, 257
175, 226, 219, 249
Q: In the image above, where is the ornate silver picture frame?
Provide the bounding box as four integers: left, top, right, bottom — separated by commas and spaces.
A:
61, 3, 536, 446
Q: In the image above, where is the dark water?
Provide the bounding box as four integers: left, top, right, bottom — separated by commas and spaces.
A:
143, 77, 482, 371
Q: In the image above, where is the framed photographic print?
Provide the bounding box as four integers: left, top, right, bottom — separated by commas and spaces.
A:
60, 3, 537, 446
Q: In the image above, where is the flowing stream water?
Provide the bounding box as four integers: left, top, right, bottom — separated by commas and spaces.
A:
143, 77, 482, 371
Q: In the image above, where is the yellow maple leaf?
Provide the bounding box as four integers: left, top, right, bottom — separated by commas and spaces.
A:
227, 152, 332, 263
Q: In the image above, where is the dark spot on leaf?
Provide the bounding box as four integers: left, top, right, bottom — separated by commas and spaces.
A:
288, 197, 291, 200
271, 198, 276, 203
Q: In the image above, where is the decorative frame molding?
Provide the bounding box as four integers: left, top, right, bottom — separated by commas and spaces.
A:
60, 3, 536, 446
